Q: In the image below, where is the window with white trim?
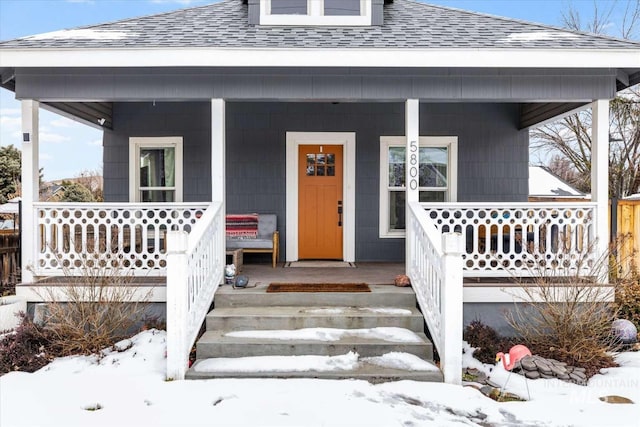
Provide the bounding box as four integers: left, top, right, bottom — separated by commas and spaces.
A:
261, 0, 371, 26
129, 137, 183, 202
379, 136, 458, 238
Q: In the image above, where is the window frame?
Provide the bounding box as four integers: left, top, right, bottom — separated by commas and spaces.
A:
129, 136, 184, 203
379, 136, 458, 238
260, 0, 371, 26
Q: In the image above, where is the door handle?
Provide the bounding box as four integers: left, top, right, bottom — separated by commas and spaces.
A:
338, 201, 343, 227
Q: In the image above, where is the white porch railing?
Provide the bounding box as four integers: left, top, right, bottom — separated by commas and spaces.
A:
166, 202, 224, 380
422, 202, 597, 277
33, 202, 209, 276
407, 201, 463, 385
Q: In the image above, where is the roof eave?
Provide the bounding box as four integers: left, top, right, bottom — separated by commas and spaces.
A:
1, 47, 639, 69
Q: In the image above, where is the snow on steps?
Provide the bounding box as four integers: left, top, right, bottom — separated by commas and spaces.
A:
186, 284, 441, 382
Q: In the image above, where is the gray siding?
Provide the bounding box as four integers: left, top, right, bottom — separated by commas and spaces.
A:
103, 102, 211, 202
224, 101, 527, 262
15, 67, 616, 103
421, 103, 529, 202
103, 101, 527, 261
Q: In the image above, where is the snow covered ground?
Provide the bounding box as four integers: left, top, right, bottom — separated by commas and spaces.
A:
1, 330, 638, 427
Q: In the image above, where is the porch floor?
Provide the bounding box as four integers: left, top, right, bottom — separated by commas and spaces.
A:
237, 262, 406, 286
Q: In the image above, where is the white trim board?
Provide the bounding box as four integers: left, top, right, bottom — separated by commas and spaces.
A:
129, 136, 184, 203
285, 132, 356, 262
2, 48, 639, 69
463, 285, 615, 303
379, 136, 458, 238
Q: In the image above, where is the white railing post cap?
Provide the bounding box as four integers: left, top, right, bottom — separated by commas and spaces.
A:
167, 230, 189, 254
442, 232, 464, 255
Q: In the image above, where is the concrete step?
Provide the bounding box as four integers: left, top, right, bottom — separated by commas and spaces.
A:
196, 329, 433, 360
214, 284, 417, 308
186, 358, 443, 383
206, 306, 425, 332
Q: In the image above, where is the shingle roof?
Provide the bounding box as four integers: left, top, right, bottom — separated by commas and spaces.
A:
1, 0, 639, 50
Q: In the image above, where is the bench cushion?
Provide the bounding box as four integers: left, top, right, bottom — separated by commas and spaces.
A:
226, 238, 274, 250
257, 214, 277, 239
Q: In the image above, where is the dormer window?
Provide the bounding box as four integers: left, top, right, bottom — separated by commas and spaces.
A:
259, 0, 373, 26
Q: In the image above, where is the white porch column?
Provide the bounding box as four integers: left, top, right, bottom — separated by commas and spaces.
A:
211, 99, 226, 276
20, 100, 39, 284
405, 99, 420, 270
591, 99, 610, 280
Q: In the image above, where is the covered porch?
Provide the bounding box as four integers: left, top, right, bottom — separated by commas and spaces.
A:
16, 95, 612, 384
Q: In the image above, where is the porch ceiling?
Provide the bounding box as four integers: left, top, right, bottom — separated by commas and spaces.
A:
519, 102, 589, 129
43, 101, 113, 130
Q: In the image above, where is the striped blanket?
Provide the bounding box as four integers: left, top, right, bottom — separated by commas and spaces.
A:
226, 214, 259, 238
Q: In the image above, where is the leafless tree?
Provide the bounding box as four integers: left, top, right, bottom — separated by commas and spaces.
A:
532, 1, 640, 198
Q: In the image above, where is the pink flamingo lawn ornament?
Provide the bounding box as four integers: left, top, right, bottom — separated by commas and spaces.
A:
495, 345, 532, 400
496, 344, 532, 371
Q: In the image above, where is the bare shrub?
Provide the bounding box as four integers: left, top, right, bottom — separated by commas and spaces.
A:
505, 247, 619, 378
615, 270, 640, 329
0, 313, 56, 374
463, 319, 516, 364
36, 249, 152, 356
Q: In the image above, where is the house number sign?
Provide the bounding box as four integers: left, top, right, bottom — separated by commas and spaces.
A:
409, 139, 419, 191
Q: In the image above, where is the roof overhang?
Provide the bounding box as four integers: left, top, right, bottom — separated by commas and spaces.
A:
1, 47, 639, 69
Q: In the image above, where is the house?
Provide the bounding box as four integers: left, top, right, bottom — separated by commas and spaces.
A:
528, 166, 590, 202
1, 0, 639, 383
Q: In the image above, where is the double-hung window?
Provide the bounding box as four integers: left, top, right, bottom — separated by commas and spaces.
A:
129, 137, 183, 202
379, 136, 457, 238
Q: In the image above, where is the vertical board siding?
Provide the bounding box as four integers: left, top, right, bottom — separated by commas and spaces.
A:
103, 101, 528, 261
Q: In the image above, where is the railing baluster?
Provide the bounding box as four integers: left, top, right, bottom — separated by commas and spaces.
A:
33, 202, 209, 277
421, 202, 597, 277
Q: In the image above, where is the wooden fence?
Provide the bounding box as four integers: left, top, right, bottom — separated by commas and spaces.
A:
0, 231, 20, 289
616, 199, 640, 275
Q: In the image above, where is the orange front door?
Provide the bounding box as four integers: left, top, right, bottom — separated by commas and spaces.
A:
298, 145, 343, 259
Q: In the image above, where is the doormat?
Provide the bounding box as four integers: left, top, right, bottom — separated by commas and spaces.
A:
266, 283, 370, 293
284, 261, 356, 268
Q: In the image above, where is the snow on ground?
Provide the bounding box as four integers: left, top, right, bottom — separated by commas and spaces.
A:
1, 330, 638, 427
195, 352, 360, 373
303, 307, 412, 315
195, 351, 438, 374
225, 327, 423, 343
362, 352, 440, 372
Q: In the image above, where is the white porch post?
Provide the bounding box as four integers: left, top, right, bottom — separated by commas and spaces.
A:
211, 99, 226, 275
20, 100, 39, 284
441, 232, 464, 385
592, 99, 610, 280
405, 99, 419, 270
166, 230, 189, 380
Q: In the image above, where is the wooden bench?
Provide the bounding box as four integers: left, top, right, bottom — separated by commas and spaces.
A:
226, 214, 279, 268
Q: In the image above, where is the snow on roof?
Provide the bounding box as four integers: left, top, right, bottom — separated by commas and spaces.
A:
624, 193, 640, 200
529, 166, 589, 199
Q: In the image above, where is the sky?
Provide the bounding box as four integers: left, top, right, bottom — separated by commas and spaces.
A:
0, 0, 630, 180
